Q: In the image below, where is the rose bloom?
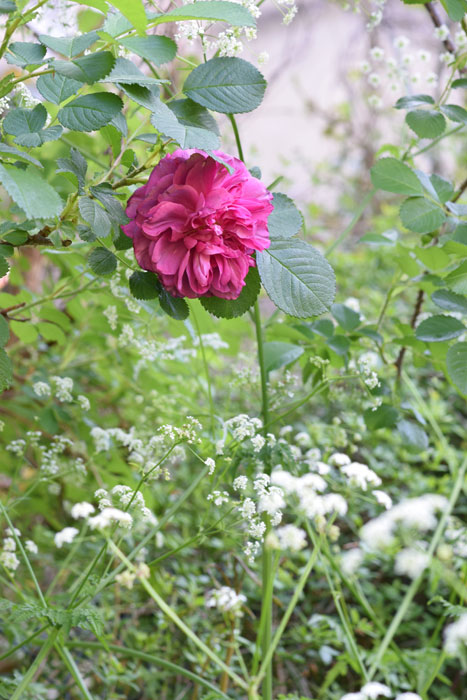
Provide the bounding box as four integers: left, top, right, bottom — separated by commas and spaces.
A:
122, 149, 273, 299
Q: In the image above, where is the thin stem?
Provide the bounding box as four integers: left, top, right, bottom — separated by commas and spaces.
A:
260, 545, 274, 698
0, 624, 48, 662
252, 536, 322, 692
254, 300, 270, 439
54, 645, 95, 700
368, 454, 467, 678
10, 629, 60, 700
325, 188, 376, 256
229, 113, 245, 162
68, 640, 231, 699
108, 541, 250, 691
190, 301, 215, 436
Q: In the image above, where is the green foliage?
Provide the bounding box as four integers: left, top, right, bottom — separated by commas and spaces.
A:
415, 314, 465, 342
446, 341, 467, 394
0, 164, 62, 219
57, 92, 123, 131
370, 158, 424, 196
184, 57, 267, 114
129, 270, 162, 299
88, 246, 117, 275
405, 109, 446, 139
201, 267, 260, 318
268, 192, 303, 239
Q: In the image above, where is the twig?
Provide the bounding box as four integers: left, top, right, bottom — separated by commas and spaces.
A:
394, 287, 425, 377
425, 2, 457, 54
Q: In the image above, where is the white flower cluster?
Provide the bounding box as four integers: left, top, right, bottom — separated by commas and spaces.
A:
33, 377, 91, 411
89, 507, 133, 531
0, 527, 31, 572
193, 332, 228, 350
444, 613, 467, 656
361, 494, 448, 549
91, 485, 156, 527
206, 585, 246, 613
54, 527, 79, 548
342, 682, 422, 699
15, 82, 40, 109
115, 562, 150, 589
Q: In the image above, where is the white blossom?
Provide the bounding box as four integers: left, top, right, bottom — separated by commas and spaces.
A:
2, 537, 16, 552
88, 507, 133, 530
0, 551, 20, 570
77, 395, 90, 411
277, 525, 307, 551
361, 682, 392, 698
233, 475, 248, 491
206, 585, 246, 612
51, 376, 74, 402
396, 694, 422, 700
444, 613, 467, 655
434, 24, 449, 41
341, 548, 364, 576
71, 502, 95, 519
395, 548, 429, 579
33, 381, 51, 397
373, 490, 392, 509
205, 457, 216, 475
25, 540, 38, 554
54, 527, 79, 548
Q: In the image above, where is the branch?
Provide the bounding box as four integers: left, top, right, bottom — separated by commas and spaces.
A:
394, 287, 425, 377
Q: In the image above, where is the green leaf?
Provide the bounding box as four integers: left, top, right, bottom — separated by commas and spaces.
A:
0, 143, 43, 168
152, 1, 256, 28
184, 57, 266, 114
107, 0, 147, 33
331, 302, 361, 331
118, 35, 177, 65
370, 158, 424, 196
200, 266, 260, 318
395, 94, 434, 110
440, 104, 467, 124
77, 225, 96, 242
0, 315, 9, 347
264, 341, 304, 373
51, 51, 115, 84
0, 347, 12, 392
37, 73, 84, 104
79, 197, 111, 237
268, 192, 303, 240
414, 245, 450, 270
445, 261, 467, 294
0, 164, 62, 219
89, 184, 129, 225
0, 1, 16, 12
397, 419, 429, 452
3, 103, 46, 136
432, 289, 467, 314
400, 197, 446, 233
0, 256, 9, 277
430, 174, 454, 203
159, 290, 189, 320
415, 314, 465, 342
6, 41, 46, 66
57, 148, 87, 194
129, 270, 161, 299
88, 247, 117, 275
364, 404, 399, 431
446, 342, 467, 394
257, 238, 336, 319
327, 335, 350, 356
104, 57, 166, 85
152, 98, 220, 149
16, 126, 63, 148
39, 31, 99, 58
452, 78, 467, 88
439, 0, 467, 21
58, 93, 123, 132
405, 109, 446, 139
3, 230, 28, 245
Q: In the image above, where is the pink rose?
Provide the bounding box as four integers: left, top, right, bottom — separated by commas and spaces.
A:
122, 149, 273, 299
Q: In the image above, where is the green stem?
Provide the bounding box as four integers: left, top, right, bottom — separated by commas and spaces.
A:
0, 624, 48, 662
260, 545, 274, 698
10, 629, 60, 700
55, 645, 94, 700
190, 301, 215, 436
254, 300, 270, 439
229, 113, 245, 162
107, 541, 250, 691
252, 536, 322, 692
325, 188, 376, 256
67, 640, 231, 699
368, 454, 467, 678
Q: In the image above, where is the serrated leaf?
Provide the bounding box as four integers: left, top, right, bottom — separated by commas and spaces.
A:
3, 104, 47, 136
268, 192, 303, 239
405, 109, 446, 139
104, 57, 166, 85
15, 126, 63, 148
395, 94, 435, 110
159, 289, 189, 319
118, 35, 176, 65
0, 256, 9, 277
432, 289, 467, 314
88, 247, 117, 275
257, 238, 336, 319
415, 314, 464, 342
430, 174, 454, 203
36, 73, 84, 104
0, 347, 12, 392
327, 335, 350, 356
79, 197, 111, 237
51, 51, 115, 84
39, 31, 98, 58
0, 1, 16, 12
57, 148, 87, 194
440, 104, 467, 124
6, 41, 46, 66
331, 303, 361, 331
129, 270, 161, 299
89, 184, 129, 225
156, 98, 220, 149
184, 57, 266, 114
152, 1, 255, 27
58, 93, 123, 132
445, 261, 467, 294
3, 230, 28, 245
364, 404, 399, 431
0, 164, 62, 219
264, 341, 304, 373
0, 315, 9, 347
200, 266, 260, 318
370, 158, 424, 196
0, 143, 43, 168
400, 197, 446, 233
77, 224, 95, 242
446, 342, 467, 394
107, 0, 147, 33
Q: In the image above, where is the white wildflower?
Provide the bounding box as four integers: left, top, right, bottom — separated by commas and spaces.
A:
206, 586, 246, 612
361, 683, 392, 698
395, 548, 429, 579
88, 507, 133, 530
240, 497, 256, 519
249, 520, 266, 539
258, 51, 269, 65
396, 694, 423, 700
54, 527, 79, 548
0, 551, 20, 570
370, 46, 384, 61
341, 548, 364, 576
205, 457, 216, 475
329, 452, 351, 467
342, 462, 381, 490
116, 570, 135, 589
103, 305, 118, 330
277, 525, 307, 551
233, 475, 248, 491
295, 431, 312, 448
394, 35, 410, 49
25, 540, 38, 554
51, 376, 73, 402
77, 395, 90, 411
90, 427, 111, 453
33, 381, 51, 397
373, 490, 392, 509
3, 537, 16, 551
434, 24, 449, 41
71, 502, 95, 519
444, 613, 467, 655
207, 490, 229, 506
258, 487, 285, 516
251, 434, 265, 452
